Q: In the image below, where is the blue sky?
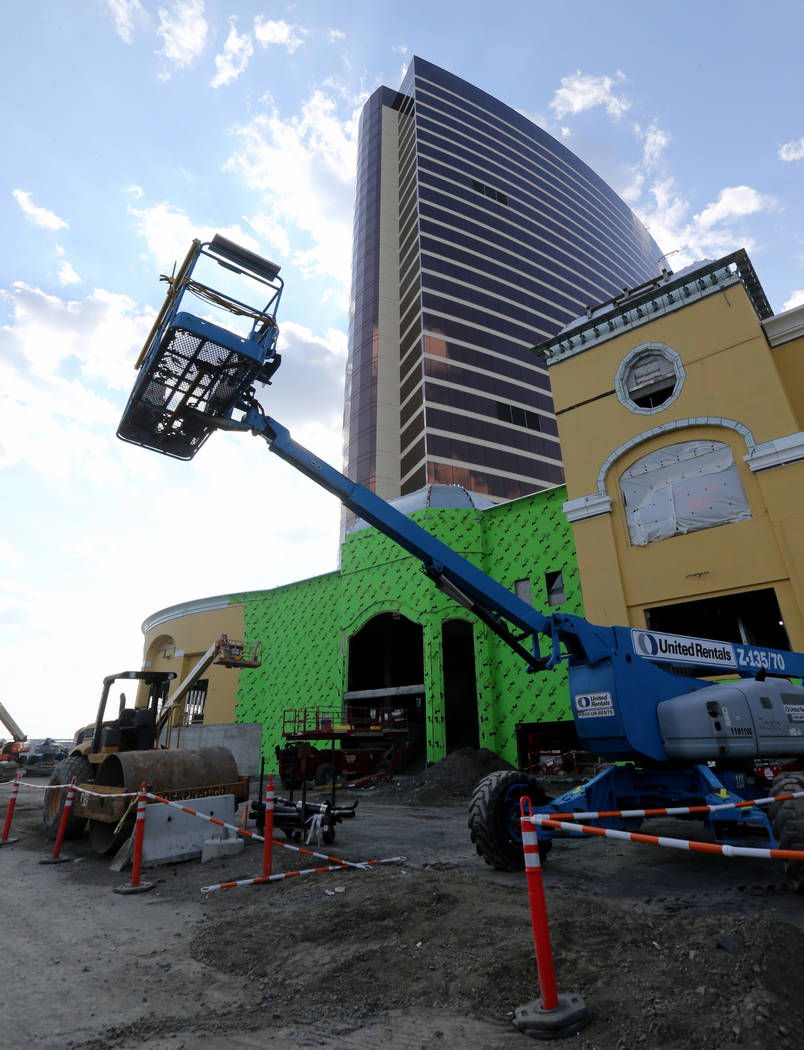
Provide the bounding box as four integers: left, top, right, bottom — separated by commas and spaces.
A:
2, 0, 803, 738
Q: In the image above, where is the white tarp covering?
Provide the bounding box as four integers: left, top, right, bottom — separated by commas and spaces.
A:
622, 441, 751, 546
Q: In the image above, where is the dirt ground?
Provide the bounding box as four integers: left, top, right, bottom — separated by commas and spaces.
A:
2, 750, 804, 1050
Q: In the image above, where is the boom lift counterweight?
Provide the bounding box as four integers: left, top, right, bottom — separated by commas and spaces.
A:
118, 237, 804, 889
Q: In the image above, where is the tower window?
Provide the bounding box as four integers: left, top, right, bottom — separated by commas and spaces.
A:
496, 402, 542, 431
471, 179, 509, 206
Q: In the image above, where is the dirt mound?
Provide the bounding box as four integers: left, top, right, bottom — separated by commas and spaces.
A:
402, 746, 515, 805
192, 867, 804, 1048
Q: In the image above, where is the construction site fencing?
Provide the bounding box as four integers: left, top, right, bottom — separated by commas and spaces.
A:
0, 771, 404, 894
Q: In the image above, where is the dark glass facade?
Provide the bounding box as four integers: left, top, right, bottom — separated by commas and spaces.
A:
343, 58, 663, 502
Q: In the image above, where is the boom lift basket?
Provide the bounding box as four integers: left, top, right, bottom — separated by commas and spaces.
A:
213, 635, 263, 669
117, 235, 283, 460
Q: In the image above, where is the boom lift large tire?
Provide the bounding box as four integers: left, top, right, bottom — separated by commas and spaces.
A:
468, 769, 552, 871
42, 755, 92, 840
769, 771, 804, 894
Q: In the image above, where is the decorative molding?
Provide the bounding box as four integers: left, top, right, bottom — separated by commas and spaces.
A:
744, 431, 804, 472
614, 342, 685, 415
562, 492, 612, 522
762, 306, 804, 347
141, 594, 234, 635
563, 417, 758, 525
596, 418, 755, 494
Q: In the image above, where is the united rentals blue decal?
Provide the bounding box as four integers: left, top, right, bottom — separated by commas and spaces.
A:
630, 629, 737, 668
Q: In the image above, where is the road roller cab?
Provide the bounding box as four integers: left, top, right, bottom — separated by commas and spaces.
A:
68, 670, 175, 761
44, 668, 251, 854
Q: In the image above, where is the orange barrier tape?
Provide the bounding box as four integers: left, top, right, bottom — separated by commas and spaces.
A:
529, 814, 804, 860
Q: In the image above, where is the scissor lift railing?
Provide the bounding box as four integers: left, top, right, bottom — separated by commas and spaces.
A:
117, 234, 284, 460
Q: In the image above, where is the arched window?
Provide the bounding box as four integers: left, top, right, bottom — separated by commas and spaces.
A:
621, 440, 751, 546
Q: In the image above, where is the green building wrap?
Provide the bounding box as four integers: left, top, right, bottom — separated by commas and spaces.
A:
232, 485, 583, 770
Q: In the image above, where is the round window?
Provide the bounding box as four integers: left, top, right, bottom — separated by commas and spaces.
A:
615, 343, 685, 414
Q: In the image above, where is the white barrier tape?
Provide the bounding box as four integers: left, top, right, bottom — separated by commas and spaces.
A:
528, 813, 804, 861
146, 793, 372, 871
200, 856, 405, 894
0, 779, 139, 797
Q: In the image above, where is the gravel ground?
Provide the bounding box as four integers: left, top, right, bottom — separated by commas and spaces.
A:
1, 751, 804, 1049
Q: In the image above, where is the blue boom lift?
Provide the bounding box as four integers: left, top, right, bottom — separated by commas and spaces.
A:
118, 237, 804, 889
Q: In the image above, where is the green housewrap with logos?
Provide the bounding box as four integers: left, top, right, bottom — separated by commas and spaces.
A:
231, 485, 582, 771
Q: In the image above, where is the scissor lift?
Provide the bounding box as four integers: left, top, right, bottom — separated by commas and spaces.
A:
117, 235, 283, 460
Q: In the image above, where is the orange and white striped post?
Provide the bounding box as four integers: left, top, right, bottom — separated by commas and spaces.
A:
0, 772, 21, 846
262, 774, 275, 877
512, 799, 592, 1039
40, 778, 77, 864
113, 782, 154, 895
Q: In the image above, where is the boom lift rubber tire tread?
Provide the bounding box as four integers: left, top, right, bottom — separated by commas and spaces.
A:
769, 771, 804, 894
42, 755, 92, 840
468, 769, 552, 871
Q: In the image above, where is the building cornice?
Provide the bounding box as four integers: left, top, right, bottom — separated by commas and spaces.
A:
142, 594, 234, 635
762, 305, 804, 346
562, 492, 613, 522
744, 432, 804, 472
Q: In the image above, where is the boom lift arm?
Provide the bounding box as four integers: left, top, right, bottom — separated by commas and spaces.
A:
0, 700, 27, 743
117, 236, 804, 876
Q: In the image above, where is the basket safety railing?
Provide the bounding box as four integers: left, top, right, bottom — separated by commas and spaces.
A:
117, 235, 284, 461
213, 635, 263, 669
282, 706, 409, 739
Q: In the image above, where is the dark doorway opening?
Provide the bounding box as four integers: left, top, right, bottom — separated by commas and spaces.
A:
442, 619, 479, 751
347, 613, 426, 766
645, 588, 790, 651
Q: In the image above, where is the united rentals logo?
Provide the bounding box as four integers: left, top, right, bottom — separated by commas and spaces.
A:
631, 629, 736, 668
574, 692, 614, 718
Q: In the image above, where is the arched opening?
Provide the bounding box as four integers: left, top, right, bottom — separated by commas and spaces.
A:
442, 619, 479, 751
347, 613, 426, 764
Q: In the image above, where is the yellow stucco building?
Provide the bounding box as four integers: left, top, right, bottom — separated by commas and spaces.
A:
140, 597, 248, 728
536, 249, 803, 654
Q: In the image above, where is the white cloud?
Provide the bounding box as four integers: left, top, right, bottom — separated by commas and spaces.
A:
58, 261, 81, 286
253, 17, 307, 53
12, 189, 68, 231
641, 122, 670, 170
126, 184, 144, 199
0, 280, 153, 417
0, 539, 24, 569
694, 186, 777, 229
621, 121, 671, 204
224, 86, 361, 287
550, 71, 630, 121
779, 137, 804, 162
329, 29, 346, 43
127, 200, 260, 269
782, 289, 804, 310
392, 44, 408, 55
211, 19, 253, 88
632, 178, 778, 271
102, 0, 145, 43
156, 0, 207, 70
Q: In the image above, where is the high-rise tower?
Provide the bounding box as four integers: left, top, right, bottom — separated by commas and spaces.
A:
343, 57, 664, 503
